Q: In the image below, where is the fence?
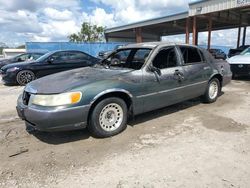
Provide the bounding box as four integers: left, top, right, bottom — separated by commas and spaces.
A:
26, 42, 125, 57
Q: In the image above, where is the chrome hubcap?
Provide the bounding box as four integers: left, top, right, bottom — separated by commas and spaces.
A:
209, 81, 218, 99
99, 103, 123, 132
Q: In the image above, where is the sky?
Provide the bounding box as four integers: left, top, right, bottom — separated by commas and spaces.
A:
0, 0, 249, 47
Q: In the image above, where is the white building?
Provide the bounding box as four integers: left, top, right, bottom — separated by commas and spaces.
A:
2, 49, 26, 58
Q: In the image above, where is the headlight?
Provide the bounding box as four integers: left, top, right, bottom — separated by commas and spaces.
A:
7, 67, 19, 72
30, 92, 82, 107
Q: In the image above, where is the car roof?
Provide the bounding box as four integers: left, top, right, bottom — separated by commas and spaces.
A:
51, 50, 86, 53
120, 42, 200, 49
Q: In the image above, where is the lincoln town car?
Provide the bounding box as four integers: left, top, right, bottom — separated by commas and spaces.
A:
16, 42, 232, 137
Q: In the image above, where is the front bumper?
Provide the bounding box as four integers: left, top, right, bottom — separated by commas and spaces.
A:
1, 71, 17, 85
230, 64, 250, 76
16, 95, 90, 132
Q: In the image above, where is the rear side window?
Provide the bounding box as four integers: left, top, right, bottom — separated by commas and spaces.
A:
32, 53, 43, 60
67, 52, 90, 61
50, 52, 69, 63
180, 47, 203, 65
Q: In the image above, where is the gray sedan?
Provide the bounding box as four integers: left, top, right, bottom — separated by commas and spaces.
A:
16, 42, 232, 137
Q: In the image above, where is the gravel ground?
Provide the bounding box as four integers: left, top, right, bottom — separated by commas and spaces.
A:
0, 79, 250, 188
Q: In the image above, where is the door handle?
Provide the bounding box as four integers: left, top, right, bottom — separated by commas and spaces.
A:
174, 70, 184, 81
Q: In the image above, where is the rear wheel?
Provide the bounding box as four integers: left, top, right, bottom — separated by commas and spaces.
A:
88, 97, 128, 138
16, 70, 35, 85
202, 78, 221, 103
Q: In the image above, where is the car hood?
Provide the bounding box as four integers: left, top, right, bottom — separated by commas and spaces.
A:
228, 55, 250, 64
0, 59, 12, 68
1, 61, 36, 71
25, 67, 133, 94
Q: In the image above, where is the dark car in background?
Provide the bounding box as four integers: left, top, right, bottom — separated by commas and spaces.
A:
209, 49, 227, 60
16, 42, 231, 137
0, 50, 99, 85
228, 45, 250, 58
98, 44, 124, 59
0, 52, 45, 68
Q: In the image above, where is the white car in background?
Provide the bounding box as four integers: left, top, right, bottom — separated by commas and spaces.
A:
228, 47, 250, 78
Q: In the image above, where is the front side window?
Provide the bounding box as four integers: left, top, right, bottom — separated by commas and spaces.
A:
152, 47, 178, 69
103, 48, 151, 70
180, 47, 202, 64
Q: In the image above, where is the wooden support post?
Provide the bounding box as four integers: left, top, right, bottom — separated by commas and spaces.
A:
237, 27, 241, 48
185, 18, 190, 44
242, 26, 247, 46
192, 16, 198, 45
207, 15, 212, 50
195, 31, 199, 45
136, 28, 142, 43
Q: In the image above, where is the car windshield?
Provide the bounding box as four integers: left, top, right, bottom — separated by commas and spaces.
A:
240, 47, 250, 55
35, 51, 54, 62
99, 48, 152, 70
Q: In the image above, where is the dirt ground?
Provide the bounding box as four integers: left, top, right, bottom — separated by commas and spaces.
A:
0, 79, 250, 188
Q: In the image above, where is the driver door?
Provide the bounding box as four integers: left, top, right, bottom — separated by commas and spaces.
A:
35, 51, 70, 77
141, 46, 186, 112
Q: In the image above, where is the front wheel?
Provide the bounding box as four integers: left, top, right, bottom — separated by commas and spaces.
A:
202, 78, 221, 103
16, 70, 35, 85
88, 97, 128, 138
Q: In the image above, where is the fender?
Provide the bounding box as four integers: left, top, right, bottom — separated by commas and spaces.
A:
90, 88, 134, 105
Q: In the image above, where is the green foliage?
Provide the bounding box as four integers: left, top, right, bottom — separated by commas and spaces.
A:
0, 47, 3, 54
68, 22, 105, 42
16, 45, 25, 49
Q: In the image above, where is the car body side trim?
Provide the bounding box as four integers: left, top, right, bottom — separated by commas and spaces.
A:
136, 81, 208, 98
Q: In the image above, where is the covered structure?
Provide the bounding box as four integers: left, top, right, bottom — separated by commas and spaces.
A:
105, 0, 250, 49
2, 48, 26, 58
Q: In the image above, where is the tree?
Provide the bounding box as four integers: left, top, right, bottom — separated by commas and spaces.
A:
16, 45, 25, 49
68, 22, 105, 42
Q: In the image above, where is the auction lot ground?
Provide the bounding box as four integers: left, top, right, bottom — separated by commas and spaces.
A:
0, 79, 250, 188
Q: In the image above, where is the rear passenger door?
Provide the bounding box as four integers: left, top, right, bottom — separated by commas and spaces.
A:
177, 46, 213, 98
66, 51, 93, 68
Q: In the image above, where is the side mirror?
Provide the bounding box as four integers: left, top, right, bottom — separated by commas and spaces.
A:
17, 58, 22, 62
47, 57, 54, 63
148, 65, 161, 76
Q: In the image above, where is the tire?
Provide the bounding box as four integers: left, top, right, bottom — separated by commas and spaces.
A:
202, 78, 221, 103
88, 97, 128, 138
16, 70, 35, 86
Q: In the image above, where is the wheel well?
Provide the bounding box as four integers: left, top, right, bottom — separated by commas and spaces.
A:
211, 74, 223, 87
87, 92, 133, 124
